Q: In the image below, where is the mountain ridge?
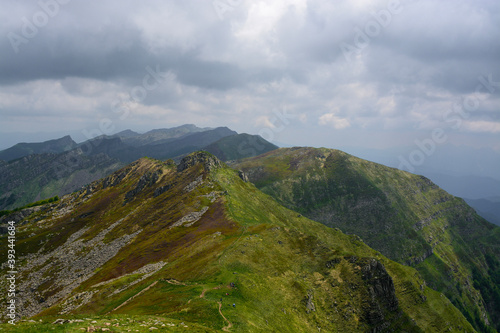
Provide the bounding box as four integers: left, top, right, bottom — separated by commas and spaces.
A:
234, 147, 500, 332
0, 128, 279, 211
0, 152, 475, 332
0, 135, 77, 162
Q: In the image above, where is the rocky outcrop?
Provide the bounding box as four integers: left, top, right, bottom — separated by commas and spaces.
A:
169, 207, 209, 229
0, 206, 42, 227
102, 168, 129, 189
323, 257, 404, 331
361, 259, 399, 325
405, 248, 434, 266
177, 152, 222, 173
124, 169, 162, 203
325, 257, 342, 268
154, 183, 173, 197
238, 170, 249, 182
303, 292, 316, 313
184, 176, 203, 193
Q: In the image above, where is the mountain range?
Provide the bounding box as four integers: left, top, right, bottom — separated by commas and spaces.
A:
0, 125, 277, 211
0, 126, 498, 332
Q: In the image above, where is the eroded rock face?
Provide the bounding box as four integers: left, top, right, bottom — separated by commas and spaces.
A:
361, 258, 399, 327
321, 256, 406, 332
238, 170, 249, 182
13, 219, 142, 318
124, 170, 162, 203
304, 292, 315, 313
177, 152, 222, 173
154, 183, 172, 197
0, 206, 42, 226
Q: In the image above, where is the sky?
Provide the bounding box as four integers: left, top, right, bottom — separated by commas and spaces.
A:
0, 0, 499, 171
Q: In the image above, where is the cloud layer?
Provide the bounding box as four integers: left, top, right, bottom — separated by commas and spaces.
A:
0, 0, 499, 150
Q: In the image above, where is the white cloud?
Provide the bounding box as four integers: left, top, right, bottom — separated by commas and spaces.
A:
318, 113, 351, 129
255, 116, 276, 128
462, 120, 500, 133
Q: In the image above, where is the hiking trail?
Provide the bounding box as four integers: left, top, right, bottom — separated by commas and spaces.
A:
218, 301, 232, 332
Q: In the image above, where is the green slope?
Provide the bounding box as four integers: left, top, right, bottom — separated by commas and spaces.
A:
0, 152, 475, 332
234, 147, 500, 332
0, 149, 123, 211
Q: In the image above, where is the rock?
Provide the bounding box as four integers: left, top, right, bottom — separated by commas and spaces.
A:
183, 176, 203, 192
124, 169, 162, 202
360, 259, 399, 327
325, 257, 342, 268
154, 183, 172, 197
169, 207, 209, 228
0, 206, 41, 227
102, 169, 128, 189
15, 218, 142, 319
405, 248, 433, 266
304, 292, 316, 313
238, 170, 249, 182
177, 152, 222, 172
52, 318, 69, 324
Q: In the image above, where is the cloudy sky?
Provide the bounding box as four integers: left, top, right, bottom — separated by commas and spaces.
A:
1, 0, 499, 159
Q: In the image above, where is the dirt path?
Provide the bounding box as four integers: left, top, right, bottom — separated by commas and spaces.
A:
164, 278, 186, 286
108, 280, 158, 314
200, 289, 208, 298
217, 301, 232, 332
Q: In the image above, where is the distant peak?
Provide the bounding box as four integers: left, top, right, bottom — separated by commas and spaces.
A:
115, 129, 139, 138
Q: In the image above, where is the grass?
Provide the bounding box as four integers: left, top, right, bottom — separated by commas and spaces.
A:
234, 146, 500, 332
2, 315, 219, 332
0, 154, 477, 332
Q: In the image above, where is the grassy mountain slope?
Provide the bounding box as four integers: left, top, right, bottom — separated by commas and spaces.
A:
0, 149, 123, 211
203, 133, 278, 161
234, 147, 500, 332
0, 152, 474, 332
0, 135, 77, 162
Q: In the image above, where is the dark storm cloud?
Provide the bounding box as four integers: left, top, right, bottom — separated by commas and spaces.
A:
0, 0, 256, 90
2, 0, 497, 92
0, 0, 498, 147
0, 25, 248, 90
0, 28, 145, 84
